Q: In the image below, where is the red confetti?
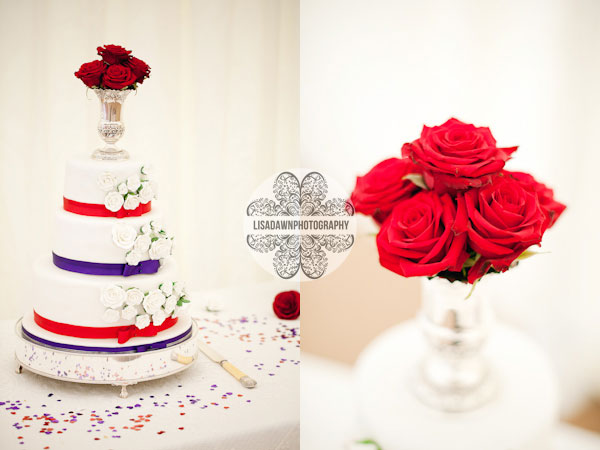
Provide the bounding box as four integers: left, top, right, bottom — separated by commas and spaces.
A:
157, 431, 166, 435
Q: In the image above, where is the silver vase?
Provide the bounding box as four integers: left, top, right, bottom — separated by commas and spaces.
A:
414, 277, 496, 412
92, 89, 131, 161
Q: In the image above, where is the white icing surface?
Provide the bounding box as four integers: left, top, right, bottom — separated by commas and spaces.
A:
32, 255, 179, 327
53, 208, 164, 264
64, 157, 153, 204
21, 311, 192, 349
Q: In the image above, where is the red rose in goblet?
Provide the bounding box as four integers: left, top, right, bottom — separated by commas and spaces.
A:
376, 190, 469, 278
350, 157, 423, 224
74, 60, 106, 88
102, 64, 137, 90
124, 56, 151, 84
97, 44, 132, 65
454, 175, 547, 283
402, 118, 517, 193
503, 170, 566, 231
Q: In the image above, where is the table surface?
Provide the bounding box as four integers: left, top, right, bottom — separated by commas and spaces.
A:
301, 353, 600, 450
0, 281, 300, 450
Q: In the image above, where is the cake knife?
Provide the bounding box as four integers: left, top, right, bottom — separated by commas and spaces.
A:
197, 341, 257, 389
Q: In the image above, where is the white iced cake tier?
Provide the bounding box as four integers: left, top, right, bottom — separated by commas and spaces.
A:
53, 208, 169, 264
21, 311, 193, 349
64, 156, 154, 206
32, 255, 185, 328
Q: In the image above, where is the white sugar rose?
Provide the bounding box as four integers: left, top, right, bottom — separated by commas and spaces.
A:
135, 314, 151, 330
141, 164, 153, 177
171, 303, 189, 318
150, 220, 162, 231
125, 250, 143, 266
97, 172, 117, 192
143, 289, 166, 315
121, 305, 138, 321
112, 224, 137, 250
152, 309, 167, 327
138, 182, 154, 204
164, 295, 177, 314
123, 194, 140, 211
160, 281, 174, 296
126, 287, 144, 306
126, 174, 141, 192
133, 234, 151, 253
104, 191, 124, 212
149, 238, 172, 259
141, 223, 152, 235
173, 281, 186, 296
117, 182, 128, 195
100, 284, 126, 309
102, 308, 121, 323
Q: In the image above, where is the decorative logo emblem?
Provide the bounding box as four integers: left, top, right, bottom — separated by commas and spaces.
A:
244, 169, 356, 281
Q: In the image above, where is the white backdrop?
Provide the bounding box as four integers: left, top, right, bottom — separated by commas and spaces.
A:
0, 0, 299, 318
301, 0, 600, 415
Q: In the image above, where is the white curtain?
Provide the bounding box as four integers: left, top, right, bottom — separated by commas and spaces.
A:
0, 0, 299, 318
301, 0, 600, 415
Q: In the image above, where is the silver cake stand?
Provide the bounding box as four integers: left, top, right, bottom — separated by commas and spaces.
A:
14, 318, 199, 398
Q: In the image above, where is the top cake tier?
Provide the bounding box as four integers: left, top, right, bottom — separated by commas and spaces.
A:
64, 157, 155, 218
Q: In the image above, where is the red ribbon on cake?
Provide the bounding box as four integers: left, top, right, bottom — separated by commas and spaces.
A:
34, 311, 177, 344
63, 197, 152, 218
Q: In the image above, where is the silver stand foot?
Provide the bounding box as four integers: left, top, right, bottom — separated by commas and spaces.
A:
15, 364, 23, 374
120, 385, 129, 398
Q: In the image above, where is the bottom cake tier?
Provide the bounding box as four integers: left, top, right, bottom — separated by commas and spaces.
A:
15, 317, 199, 388
21, 311, 193, 353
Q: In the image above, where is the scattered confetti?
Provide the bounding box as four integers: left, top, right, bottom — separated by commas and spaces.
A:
3, 312, 299, 446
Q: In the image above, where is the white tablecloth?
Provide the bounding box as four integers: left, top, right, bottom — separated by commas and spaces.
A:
0, 281, 299, 450
301, 354, 600, 450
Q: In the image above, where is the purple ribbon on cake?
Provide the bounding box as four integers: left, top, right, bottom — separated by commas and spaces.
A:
52, 253, 160, 277
22, 324, 193, 353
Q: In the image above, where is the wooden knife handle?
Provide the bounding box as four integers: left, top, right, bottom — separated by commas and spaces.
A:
221, 361, 257, 388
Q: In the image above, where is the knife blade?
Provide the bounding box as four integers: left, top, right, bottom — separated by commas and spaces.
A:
198, 341, 257, 389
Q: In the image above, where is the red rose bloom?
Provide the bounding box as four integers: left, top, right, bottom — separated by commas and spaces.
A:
102, 64, 137, 90
376, 190, 469, 277
273, 291, 300, 320
454, 175, 546, 283
402, 118, 518, 193
504, 171, 566, 230
350, 158, 422, 223
124, 56, 151, 84
97, 44, 132, 65
74, 60, 106, 88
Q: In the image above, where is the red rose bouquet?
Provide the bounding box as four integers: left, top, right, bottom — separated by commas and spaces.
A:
74, 44, 150, 90
351, 118, 565, 285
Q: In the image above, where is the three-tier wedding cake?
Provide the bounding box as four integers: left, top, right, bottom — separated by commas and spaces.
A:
15, 46, 197, 391
21, 156, 193, 352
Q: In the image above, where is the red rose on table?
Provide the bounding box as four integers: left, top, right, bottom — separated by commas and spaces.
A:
376, 190, 469, 277
97, 44, 132, 65
402, 118, 518, 193
273, 291, 300, 320
124, 56, 151, 84
74, 60, 106, 88
454, 175, 546, 283
503, 171, 566, 230
102, 64, 137, 90
351, 158, 423, 224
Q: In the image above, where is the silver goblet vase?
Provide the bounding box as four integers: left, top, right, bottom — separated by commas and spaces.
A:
92, 89, 131, 161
